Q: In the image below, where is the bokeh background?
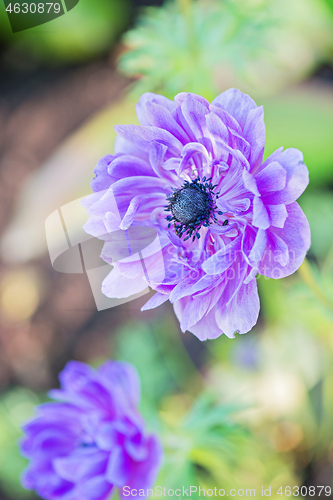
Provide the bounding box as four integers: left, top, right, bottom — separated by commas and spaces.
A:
0, 0, 333, 498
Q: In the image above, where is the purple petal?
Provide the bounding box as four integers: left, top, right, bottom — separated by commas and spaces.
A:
180, 95, 212, 152
106, 446, 130, 487
108, 155, 154, 180
135, 93, 176, 126
145, 101, 189, 144
76, 475, 112, 500
215, 278, 260, 337
124, 432, 149, 461
120, 196, 148, 230
114, 134, 149, 162
59, 362, 94, 393
209, 103, 242, 134
252, 196, 270, 229
178, 293, 213, 332
242, 226, 267, 267
243, 106, 265, 168
91, 155, 115, 192
120, 435, 163, 499
258, 202, 310, 278
242, 170, 260, 196
255, 161, 286, 193
202, 236, 241, 276
212, 89, 257, 129
267, 204, 288, 228
114, 125, 182, 157
174, 301, 223, 341
53, 448, 108, 483
102, 268, 148, 299
98, 361, 141, 407
261, 148, 309, 205
174, 92, 210, 108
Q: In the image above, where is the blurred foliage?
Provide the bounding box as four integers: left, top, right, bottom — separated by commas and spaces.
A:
263, 87, 333, 187
300, 191, 333, 260
118, 0, 333, 100
157, 394, 297, 498
0, 0, 130, 64
113, 318, 298, 497
0, 388, 41, 498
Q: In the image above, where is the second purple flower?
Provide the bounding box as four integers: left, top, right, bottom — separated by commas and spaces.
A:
20, 360, 163, 500
83, 89, 310, 340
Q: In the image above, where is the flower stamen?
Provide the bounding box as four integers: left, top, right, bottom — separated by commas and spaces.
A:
164, 177, 223, 242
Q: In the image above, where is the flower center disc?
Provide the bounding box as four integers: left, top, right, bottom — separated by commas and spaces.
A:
170, 186, 211, 225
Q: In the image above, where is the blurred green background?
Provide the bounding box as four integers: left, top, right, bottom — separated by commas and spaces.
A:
0, 0, 333, 498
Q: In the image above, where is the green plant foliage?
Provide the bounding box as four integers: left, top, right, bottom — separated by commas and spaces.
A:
0, 0, 130, 63
119, 0, 270, 100
154, 393, 298, 498
299, 191, 333, 259
263, 88, 333, 187
118, 0, 333, 99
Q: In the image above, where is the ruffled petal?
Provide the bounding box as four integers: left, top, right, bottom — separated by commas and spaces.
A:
243, 106, 266, 168
176, 302, 223, 341
255, 161, 286, 193
215, 278, 260, 337
252, 196, 270, 229
258, 202, 310, 278
212, 89, 257, 129
120, 435, 163, 499
114, 125, 182, 157
102, 268, 148, 299
135, 92, 176, 126
261, 148, 309, 205
91, 155, 115, 192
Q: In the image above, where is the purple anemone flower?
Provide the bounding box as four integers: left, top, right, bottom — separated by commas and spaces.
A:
20, 360, 163, 500
83, 89, 310, 340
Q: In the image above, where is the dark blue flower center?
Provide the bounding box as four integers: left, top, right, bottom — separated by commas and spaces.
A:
165, 177, 223, 242
170, 185, 211, 225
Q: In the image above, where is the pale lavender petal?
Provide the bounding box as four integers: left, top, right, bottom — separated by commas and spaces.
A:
91, 154, 115, 192
212, 88, 257, 129
77, 475, 112, 500
135, 92, 176, 126
102, 268, 148, 299
215, 278, 260, 337
202, 236, 241, 276
180, 94, 212, 151
242, 170, 260, 196
259, 202, 310, 278
243, 106, 265, 168
252, 196, 270, 229
114, 125, 182, 156
106, 447, 130, 487
184, 306, 224, 341
262, 148, 309, 205
145, 101, 189, 144
267, 204, 288, 228
255, 161, 286, 193
120, 435, 163, 499
209, 103, 242, 134
108, 155, 154, 180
